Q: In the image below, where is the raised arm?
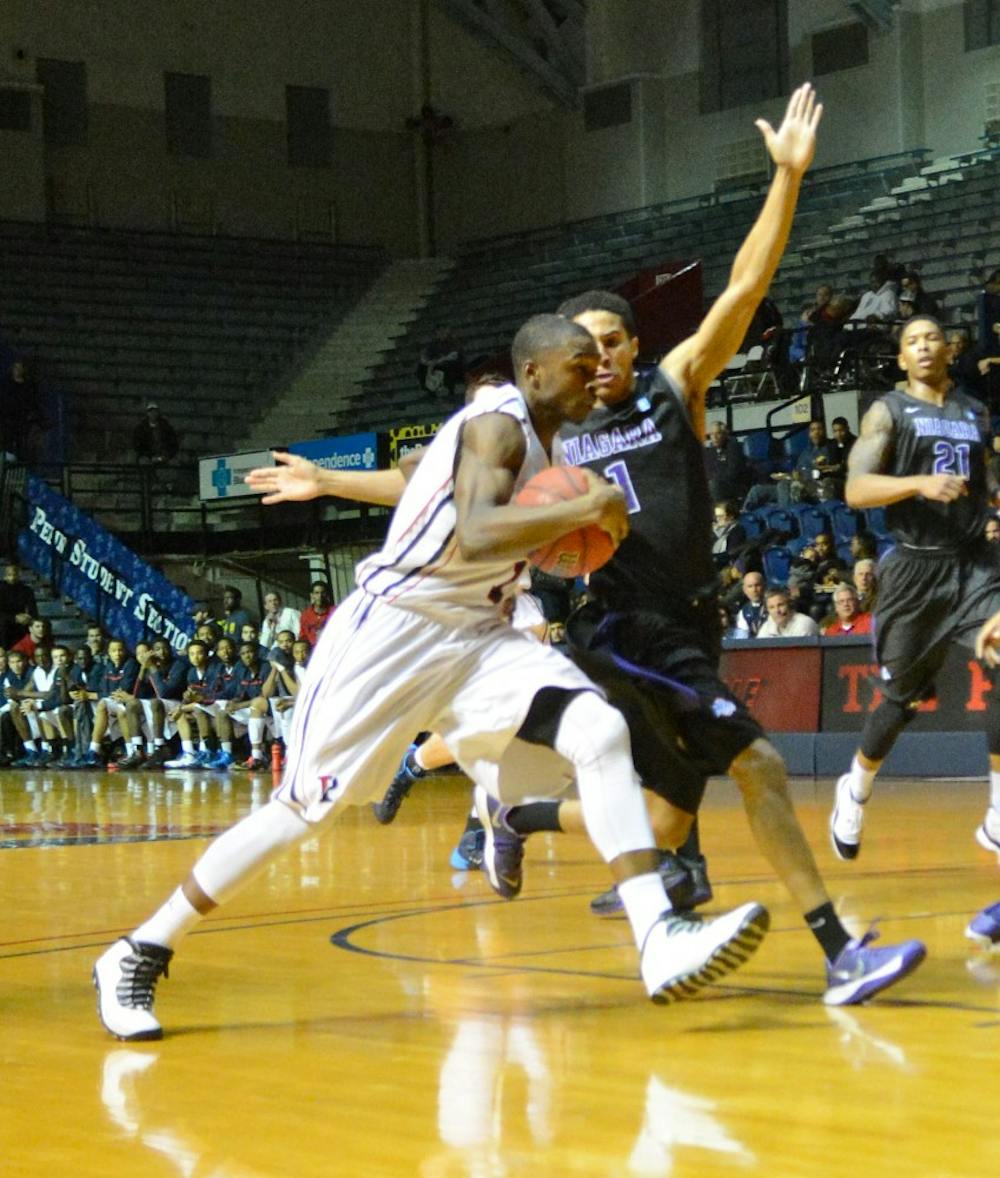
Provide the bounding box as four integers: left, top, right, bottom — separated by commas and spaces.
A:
662, 83, 822, 439
245, 450, 407, 507
845, 400, 965, 509
454, 414, 628, 562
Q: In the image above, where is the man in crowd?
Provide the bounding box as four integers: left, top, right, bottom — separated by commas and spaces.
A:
756, 586, 819, 638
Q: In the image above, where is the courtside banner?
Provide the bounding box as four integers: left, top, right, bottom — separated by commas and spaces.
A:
18, 475, 196, 653
199, 449, 273, 501
287, 433, 378, 471
388, 421, 444, 465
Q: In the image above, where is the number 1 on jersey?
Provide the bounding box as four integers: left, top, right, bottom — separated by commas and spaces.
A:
604, 460, 641, 513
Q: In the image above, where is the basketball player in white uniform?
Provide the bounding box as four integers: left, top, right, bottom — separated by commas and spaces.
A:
94, 314, 769, 1041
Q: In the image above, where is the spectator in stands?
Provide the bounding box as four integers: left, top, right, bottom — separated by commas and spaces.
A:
704, 421, 752, 503
299, 581, 334, 645
823, 583, 873, 636
217, 586, 252, 641
900, 270, 940, 319
732, 570, 767, 639
11, 617, 52, 659
814, 531, 848, 587
711, 501, 746, 571
417, 326, 466, 400
259, 591, 301, 651
849, 530, 878, 562
756, 586, 819, 638
791, 420, 840, 503
85, 623, 112, 671
849, 258, 900, 325
0, 360, 43, 462
67, 643, 101, 764
240, 621, 269, 662
852, 558, 878, 614
986, 515, 1000, 544
132, 402, 179, 466
827, 415, 855, 471
977, 269, 1000, 351
0, 563, 38, 648
948, 327, 987, 397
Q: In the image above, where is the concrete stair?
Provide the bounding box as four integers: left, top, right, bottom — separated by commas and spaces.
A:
238, 257, 455, 449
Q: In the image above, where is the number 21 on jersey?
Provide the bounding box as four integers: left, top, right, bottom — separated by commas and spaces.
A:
932, 441, 970, 478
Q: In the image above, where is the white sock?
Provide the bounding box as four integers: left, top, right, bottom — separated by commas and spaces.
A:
990, 770, 1000, 813
222, 741, 233, 754
619, 872, 672, 947
190, 799, 310, 906
848, 755, 876, 802
25, 740, 38, 752
181, 739, 195, 754
248, 717, 265, 746
132, 886, 203, 950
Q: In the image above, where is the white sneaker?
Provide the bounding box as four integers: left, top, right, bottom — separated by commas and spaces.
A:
640, 902, 770, 1004
164, 752, 201, 769
830, 774, 866, 861
975, 808, 1000, 862
93, 937, 173, 1041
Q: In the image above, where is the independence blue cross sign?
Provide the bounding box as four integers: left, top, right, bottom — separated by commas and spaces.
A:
211, 459, 233, 498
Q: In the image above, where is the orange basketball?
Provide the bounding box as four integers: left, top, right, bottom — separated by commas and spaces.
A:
515, 465, 617, 578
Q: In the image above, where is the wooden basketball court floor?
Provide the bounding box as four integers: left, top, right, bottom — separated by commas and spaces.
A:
1, 766, 998, 1177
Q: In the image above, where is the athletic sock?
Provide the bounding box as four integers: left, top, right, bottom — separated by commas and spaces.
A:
990, 770, 1000, 813
619, 871, 672, 947
805, 901, 851, 962
132, 886, 203, 950
505, 801, 562, 835
181, 739, 195, 755
847, 755, 876, 802
677, 819, 701, 859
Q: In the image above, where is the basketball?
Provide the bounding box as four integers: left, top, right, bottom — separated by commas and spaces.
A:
515, 465, 617, 578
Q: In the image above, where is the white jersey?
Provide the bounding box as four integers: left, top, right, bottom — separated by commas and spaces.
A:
354, 385, 550, 624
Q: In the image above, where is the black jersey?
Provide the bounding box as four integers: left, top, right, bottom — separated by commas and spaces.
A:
558, 366, 715, 611
881, 386, 990, 550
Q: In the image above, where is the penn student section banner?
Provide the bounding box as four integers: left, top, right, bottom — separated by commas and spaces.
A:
18, 475, 196, 653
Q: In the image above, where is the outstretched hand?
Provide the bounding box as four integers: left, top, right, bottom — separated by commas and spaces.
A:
245, 451, 323, 505
755, 82, 822, 175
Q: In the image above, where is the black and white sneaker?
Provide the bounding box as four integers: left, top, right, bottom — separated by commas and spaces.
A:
641, 902, 770, 1004
93, 937, 173, 1041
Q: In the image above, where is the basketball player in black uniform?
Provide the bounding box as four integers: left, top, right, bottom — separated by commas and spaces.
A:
522, 84, 925, 1003
831, 317, 1000, 920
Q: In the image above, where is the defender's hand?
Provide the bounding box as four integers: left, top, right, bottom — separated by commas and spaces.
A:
755, 82, 822, 175
246, 451, 324, 505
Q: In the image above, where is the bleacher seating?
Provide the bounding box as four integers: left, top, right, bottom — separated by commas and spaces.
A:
333, 150, 943, 432
0, 221, 386, 463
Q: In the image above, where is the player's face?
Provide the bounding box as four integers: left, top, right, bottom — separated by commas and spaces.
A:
898, 319, 949, 383
530, 340, 600, 423
216, 639, 236, 664
153, 639, 171, 661
275, 631, 294, 653
239, 645, 257, 668
108, 641, 126, 666
292, 641, 310, 665
571, 310, 638, 407
188, 644, 208, 669
52, 648, 70, 669
9, 652, 26, 675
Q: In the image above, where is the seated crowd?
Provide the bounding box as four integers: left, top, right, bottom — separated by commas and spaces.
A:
0, 580, 336, 770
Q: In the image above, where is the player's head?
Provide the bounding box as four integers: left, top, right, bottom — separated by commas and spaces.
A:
275, 628, 295, 653
897, 316, 949, 385
511, 314, 599, 425
8, 649, 27, 675
107, 638, 127, 667
292, 638, 311, 665
51, 645, 71, 669
152, 638, 172, 662
556, 290, 639, 407
187, 639, 209, 667
74, 644, 92, 669
238, 641, 258, 666
216, 637, 237, 664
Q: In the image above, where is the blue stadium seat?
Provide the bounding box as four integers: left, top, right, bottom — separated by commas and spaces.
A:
760, 507, 799, 537
741, 429, 772, 462
786, 536, 811, 556
762, 545, 792, 585
865, 506, 889, 536
798, 505, 830, 539
830, 504, 861, 544
740, 511, 766, 538
781, 428, 811, 462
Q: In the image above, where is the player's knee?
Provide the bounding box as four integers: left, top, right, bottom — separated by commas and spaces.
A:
560, 691, 631, 763
729, 738, 787, 801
